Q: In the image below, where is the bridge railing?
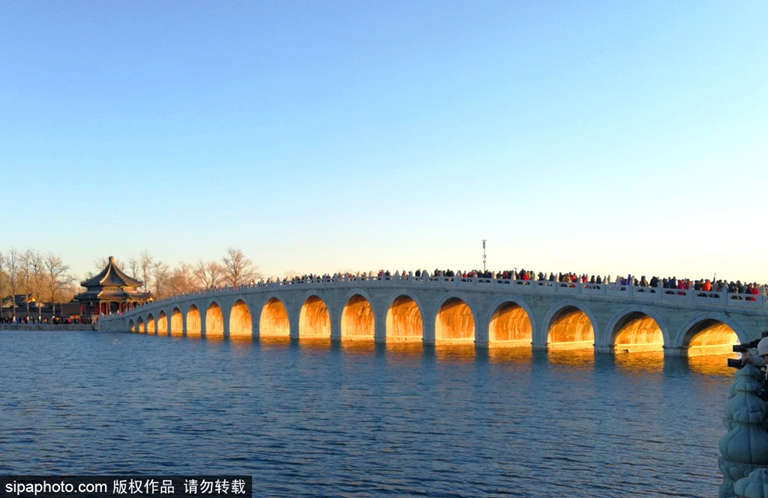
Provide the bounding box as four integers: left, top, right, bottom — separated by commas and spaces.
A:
114, 275, 767, 317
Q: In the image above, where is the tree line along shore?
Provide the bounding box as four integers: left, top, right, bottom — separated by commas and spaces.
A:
0, 248, 260, 320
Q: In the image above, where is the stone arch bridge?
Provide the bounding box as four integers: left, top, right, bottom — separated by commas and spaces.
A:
97, 275, 768, 357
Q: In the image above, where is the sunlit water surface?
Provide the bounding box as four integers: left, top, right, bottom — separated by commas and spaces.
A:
0, 331, 736, 497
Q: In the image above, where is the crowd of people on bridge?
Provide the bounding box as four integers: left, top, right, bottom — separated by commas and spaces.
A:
0, 316, 93, 324
420, 268, 764, 300
127, 267, 764, 310
262, 267, 765, 301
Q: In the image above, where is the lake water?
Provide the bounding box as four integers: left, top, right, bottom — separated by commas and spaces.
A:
0, 330, 736, 497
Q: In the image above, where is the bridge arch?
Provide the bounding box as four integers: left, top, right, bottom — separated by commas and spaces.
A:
129, 319, 135, 333
487, 298, 535, 347
187, 304, 201, 338
170, 307, 183, 336
386, 292, 424, 342
205, 301, 224, 339
229, 299, 253, 339
300, 294, 331, 339
605, 306, 669, 353
434, 295, 476, 344
544, 300, 597, 350
158, 311, 168, 336
146, 314, 156, 335
137, 317, 145, 334
678, 313, 743, 357
259, 296, 290, 338
341, 292, 375, 341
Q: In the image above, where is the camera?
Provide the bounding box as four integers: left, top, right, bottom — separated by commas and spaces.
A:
733, 343, 753, 354
727, 358, 745, 369
728, 331, 768, 369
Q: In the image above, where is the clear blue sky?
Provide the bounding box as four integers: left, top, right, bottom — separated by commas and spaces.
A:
1, 1, 766, 283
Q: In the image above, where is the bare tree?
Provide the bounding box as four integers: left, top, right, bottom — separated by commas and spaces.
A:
167, 263, 197, 296
59, 281, 79, 303
19, 249, 34, 318
45, 253, 72, 313
126, 257, 140, 281
222, 248, 260, 286
93, 256, 107, 273
6, 249, 21, 321
193, 260, 222, 289
151, 261, 170, 300
138, 251, 154, 294
0, 251, 6, 319
30, 251, 45, 320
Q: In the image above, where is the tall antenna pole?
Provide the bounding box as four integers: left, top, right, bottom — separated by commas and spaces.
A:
482, 239, 487, 272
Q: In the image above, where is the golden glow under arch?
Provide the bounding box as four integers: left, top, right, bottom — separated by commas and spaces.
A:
548, 306, 594, 350
489, 302, 532, 347
229, 300, 253, 339
300, 296, 330, 339
612, 312, 663, 353
205, 302, 224, 339
171, 308, 183, 337
341, 294, 374, 341
386, 295, 423, 342
260, 298, 290, 338
684, 319, 738, 357
187, 305, 201, 338
435, 298, 475, 344
157, 311, 168, 336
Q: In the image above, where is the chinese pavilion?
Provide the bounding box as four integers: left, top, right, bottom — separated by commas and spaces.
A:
74, 256, 152, 317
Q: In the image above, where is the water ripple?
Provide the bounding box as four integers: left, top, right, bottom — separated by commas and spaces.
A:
0, 330, 732, 496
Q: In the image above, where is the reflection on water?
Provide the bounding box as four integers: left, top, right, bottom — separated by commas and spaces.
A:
383, 341, 423, 358
257, 336, 292, 348
547, 348, 595, 368
224, 337, 258, 355
687, 353, 739, 377
201, 334, 226, 343
613, 351, 666, 374
431, 344, 476, 363
339, 340, 377, 356
297, 337, 331, 349
486, 346, 533, 364
166, 331, 742, 377
227, 334, 256, 344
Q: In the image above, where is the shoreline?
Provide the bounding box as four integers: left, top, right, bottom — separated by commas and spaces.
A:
0, 324, 97, 332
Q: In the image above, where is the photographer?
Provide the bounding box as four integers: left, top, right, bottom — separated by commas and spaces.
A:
737, 334, 768, 401
741, 337, 768, 369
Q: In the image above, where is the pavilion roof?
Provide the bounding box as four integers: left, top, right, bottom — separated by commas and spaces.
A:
80, 256, 143, 289
75, 288, 152, 302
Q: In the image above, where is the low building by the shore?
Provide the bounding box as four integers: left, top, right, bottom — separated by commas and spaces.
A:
1, 296, 81, 323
